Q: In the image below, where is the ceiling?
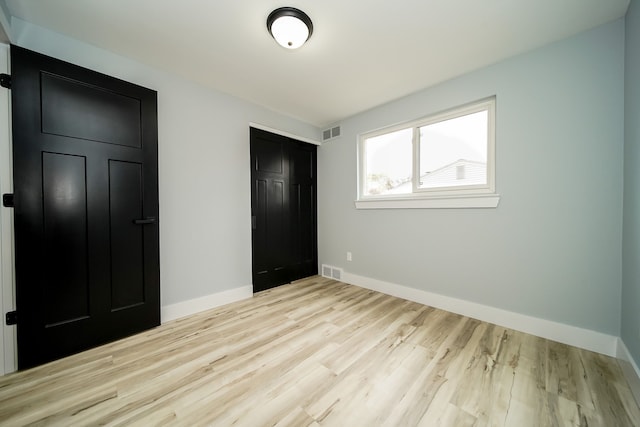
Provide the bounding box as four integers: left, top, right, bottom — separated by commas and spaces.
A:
1, 0, 630, 128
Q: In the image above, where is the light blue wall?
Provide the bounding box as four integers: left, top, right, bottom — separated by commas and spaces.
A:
7, 18, 321, 306
623, 0, 640, 367
318, 20, 625, 335
3, 13, 631, 344
0, 1, 10, 43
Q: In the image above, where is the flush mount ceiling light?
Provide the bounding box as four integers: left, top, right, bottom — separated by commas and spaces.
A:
267, 7, 313, 49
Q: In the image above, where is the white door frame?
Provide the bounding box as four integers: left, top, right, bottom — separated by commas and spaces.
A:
0, 42, 16, 375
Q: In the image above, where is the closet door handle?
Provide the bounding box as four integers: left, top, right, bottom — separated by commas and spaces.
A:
133, 217, 156, 225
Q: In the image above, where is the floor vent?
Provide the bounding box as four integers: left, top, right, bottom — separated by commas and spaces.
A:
322, 125, 341, 142
321, 264, 343, 281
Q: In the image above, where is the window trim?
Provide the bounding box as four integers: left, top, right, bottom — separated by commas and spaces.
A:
356, 97, 499, 209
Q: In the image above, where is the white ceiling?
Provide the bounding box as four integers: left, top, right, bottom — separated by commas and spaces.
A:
2, 0, 630, 128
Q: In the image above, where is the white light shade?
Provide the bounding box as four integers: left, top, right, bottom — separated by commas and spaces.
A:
267, 7, 313, 50
270, 15, 309, 49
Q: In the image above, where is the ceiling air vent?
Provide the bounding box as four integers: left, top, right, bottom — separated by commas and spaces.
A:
322, 125, 341, 142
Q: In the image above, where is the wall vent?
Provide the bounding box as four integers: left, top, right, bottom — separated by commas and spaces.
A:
321, 264, 343, 281
322, 125, 341, 142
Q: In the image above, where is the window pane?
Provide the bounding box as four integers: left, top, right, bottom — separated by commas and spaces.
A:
364, 128, 412, 196
419, 110, 488, 189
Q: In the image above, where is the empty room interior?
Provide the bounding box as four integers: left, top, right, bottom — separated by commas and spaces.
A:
1, 0, 640, 425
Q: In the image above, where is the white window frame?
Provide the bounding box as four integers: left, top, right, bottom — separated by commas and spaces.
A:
356, 97, 499, 209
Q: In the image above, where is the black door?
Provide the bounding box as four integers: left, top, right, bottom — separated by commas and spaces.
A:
250, 128, 317, 292
11, 45, 160, 369
289, 140, 318, 281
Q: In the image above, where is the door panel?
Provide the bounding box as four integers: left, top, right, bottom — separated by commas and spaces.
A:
42, 152, 90, 326
268, 179, 287, 273
11, 45, 160, 369
254, 179, 268, 277
41, 72, 142, 148
255, 139, 284, 174
250, 128, 317, 292
109, 160, 145, 310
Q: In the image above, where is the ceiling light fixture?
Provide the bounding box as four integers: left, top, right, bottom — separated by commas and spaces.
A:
267, 7, 313, 49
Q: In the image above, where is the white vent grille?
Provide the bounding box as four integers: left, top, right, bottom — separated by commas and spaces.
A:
322, 125, 341, 142
322, 265, 332, 277
321, 264, 344, 281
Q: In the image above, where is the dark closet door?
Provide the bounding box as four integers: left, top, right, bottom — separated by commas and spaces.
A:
289, 141, 318, 280
11, 45, 160, 369
250, 128, 317, 292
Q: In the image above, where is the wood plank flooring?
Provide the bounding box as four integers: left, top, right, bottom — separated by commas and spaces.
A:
0, 276, 639, 426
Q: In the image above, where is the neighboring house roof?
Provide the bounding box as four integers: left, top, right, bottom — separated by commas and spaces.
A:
420, 159, 486, 188
384, 159, 486, 194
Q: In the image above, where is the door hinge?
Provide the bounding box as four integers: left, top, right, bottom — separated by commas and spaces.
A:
0, 74, 10, 89
2, 193, 14, 208
5, 311, 17, 326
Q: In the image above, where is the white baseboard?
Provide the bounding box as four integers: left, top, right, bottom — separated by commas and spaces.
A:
342, 272, 618, 357
616, 338, 640, 406
161, 285, 253, 323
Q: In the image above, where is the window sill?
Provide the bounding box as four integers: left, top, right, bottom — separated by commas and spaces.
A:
354, 193, 500, 209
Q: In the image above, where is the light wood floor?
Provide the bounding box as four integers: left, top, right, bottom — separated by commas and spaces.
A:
0, 276, 639, 426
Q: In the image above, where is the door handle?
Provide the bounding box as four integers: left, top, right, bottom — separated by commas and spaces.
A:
252, 215, 256, 230
133, 217, 156, 225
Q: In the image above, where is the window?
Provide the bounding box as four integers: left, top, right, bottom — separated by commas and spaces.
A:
357, 97, 499, 209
